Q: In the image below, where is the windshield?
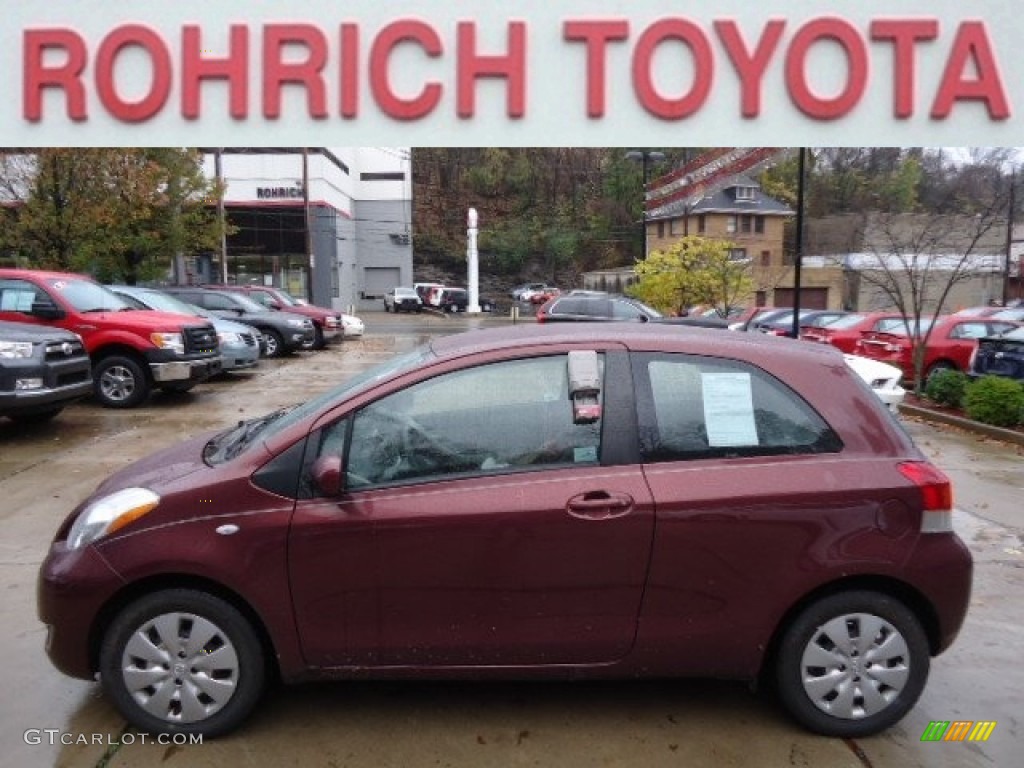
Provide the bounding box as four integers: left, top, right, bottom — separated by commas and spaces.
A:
824, 313, 869, 330
46, 278, 130, 312
876, 316, 937, 335
131, 289, 200, 316
630, 298, 663, 318
203, 344, 436, 465
226, 292, 269, 313
270, 289, 300, 307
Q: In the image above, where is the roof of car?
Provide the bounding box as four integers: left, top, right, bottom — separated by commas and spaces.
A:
428, 322, 841, 369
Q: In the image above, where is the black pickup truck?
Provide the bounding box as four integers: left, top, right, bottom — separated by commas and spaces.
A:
0, 320, 93, 423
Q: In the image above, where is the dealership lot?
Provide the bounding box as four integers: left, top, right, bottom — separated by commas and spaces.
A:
1, 317, 1020, 767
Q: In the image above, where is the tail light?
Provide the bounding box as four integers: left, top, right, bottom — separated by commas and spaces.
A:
898, 461, 954, 533
536, 309, 547, 323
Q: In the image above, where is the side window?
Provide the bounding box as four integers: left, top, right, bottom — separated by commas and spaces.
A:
204, 293, 238, 311
344, 355, 603, 489
0, 279, 46, 312
634, 353, 841, 462
251, 291, 273, 307
611, 300, 645, 320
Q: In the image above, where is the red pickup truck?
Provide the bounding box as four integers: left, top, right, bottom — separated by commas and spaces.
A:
0, 269, 221, 408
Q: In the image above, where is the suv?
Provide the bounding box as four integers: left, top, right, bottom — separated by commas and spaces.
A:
435, 288, 495, 313
384, 287, 423, 313
162, 287, 315, 358
207, 285, 344, 349
536, 294, 662, 323
0, 270, 221, 408
0, 320, 92, 422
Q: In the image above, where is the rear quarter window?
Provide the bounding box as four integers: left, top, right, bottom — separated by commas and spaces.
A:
633, 353, 842, 462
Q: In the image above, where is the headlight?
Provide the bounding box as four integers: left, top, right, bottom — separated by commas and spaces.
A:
66, 487, 160, 550
286, 318, 307, 328
218, 331, 243, 345
0, 340, 34, 359
150, 332, 185, 355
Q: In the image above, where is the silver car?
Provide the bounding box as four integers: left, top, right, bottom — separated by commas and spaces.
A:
108, 286, 261, 372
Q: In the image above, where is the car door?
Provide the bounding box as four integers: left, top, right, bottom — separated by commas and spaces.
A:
287, 349, 656, 668
630, 351, 849, 677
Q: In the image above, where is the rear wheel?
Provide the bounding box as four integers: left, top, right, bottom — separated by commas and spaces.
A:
312, 325, 326, 350
775, 591, 929, 737
94, 355, 149, 409
99, 589, 266, 738
262, 330, 285, 358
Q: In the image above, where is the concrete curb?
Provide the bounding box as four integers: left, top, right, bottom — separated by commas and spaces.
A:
898, 402, 1024, 447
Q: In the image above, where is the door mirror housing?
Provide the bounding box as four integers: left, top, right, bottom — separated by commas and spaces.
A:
311, 455, 344, 497
31, 299, 65, 320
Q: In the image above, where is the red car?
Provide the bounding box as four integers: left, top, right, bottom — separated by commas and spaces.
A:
39, 325, 971, 739
801, 311, 906, 354
854, 315, 1018, 381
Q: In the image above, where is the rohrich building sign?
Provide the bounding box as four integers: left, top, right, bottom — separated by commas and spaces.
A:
4, 1, 1022, 146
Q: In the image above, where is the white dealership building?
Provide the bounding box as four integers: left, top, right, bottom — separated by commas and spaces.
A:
195, 148, 412, 311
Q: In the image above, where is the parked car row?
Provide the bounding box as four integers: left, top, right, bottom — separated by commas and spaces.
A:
0, 268, 362, 418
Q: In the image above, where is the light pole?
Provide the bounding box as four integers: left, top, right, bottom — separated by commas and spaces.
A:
625, 150, 665, 259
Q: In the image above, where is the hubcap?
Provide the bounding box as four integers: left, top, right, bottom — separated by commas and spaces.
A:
121, 612, 240, 724
100, 365, 136, 402
799, 613, 910, 720
264, 336, 278, 356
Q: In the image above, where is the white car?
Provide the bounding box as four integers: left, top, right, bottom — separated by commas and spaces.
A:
341, 313, 364, 338
844, 354, 905, 412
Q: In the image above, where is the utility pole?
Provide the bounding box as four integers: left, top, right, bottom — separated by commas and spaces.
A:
302, 148, 314, 303
1004, 169, 1016, 307
625, 150, 665, 259
214, 149, 228, 284
790, 147, 807, 339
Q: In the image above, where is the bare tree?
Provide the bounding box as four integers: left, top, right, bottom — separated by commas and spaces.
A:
849, 203, 1008, 393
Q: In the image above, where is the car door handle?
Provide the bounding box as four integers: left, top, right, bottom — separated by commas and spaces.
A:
566, 492, 634, 520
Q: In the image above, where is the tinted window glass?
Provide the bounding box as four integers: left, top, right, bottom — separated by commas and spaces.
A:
634, 353, 841, 462
0, 279, 46, 312
345, 355, 603, 488
611, 300, 646, 320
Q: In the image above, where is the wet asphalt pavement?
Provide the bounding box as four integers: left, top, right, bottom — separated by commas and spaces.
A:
0, 311, 1020, 767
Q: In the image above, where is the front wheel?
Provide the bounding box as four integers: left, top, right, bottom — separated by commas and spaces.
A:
775, 591, 929, 737
261, 329, 285, 358
94, 355, 149, 409
99, 589, 266, 738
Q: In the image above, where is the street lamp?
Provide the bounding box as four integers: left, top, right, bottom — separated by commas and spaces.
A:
625, 150, 666, 259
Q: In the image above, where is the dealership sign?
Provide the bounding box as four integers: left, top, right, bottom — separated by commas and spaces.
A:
4, 0, 1022, 145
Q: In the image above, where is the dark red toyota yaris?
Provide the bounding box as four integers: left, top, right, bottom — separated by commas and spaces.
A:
38, 324, 972, 738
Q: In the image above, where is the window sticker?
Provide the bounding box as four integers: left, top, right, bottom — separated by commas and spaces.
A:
701, 372, 758, 447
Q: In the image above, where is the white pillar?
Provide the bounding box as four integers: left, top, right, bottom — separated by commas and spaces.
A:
467, 207, 481, 313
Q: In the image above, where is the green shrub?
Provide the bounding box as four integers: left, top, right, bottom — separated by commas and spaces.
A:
925, 369, 969, 407
963, 376, 1024, 428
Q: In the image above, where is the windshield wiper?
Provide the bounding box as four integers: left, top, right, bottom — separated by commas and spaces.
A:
203, 407, 293, 464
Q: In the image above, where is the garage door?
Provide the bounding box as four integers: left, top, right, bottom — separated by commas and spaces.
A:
363, 267, 401, 299
773, 287, 828, 309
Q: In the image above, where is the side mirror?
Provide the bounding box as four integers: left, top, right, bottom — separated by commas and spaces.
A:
31, 300, 65, 320
311, 455, 344, 497
270, 302, 283, 310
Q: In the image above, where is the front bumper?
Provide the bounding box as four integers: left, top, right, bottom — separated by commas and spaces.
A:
147, 355, 222, 383
0, 356, 92, 416
38, 542, 125, 680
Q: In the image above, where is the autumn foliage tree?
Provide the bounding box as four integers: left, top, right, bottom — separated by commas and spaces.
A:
1, 148, 225, 283
629, 236, 753, 315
